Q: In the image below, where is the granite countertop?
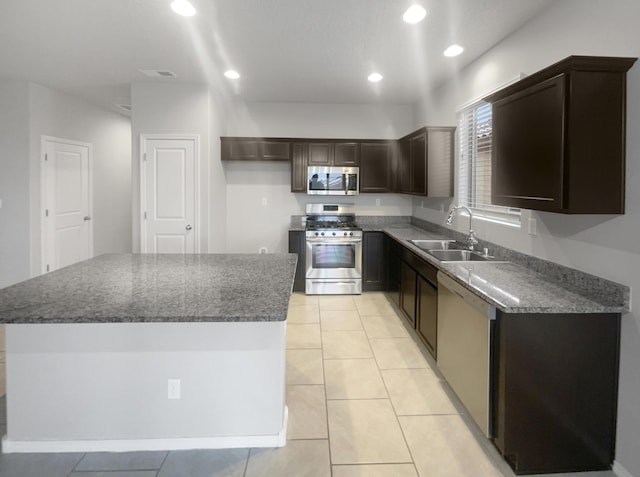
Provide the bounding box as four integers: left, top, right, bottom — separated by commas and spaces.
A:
383, 226, 627, 314
0, 253, 298, 324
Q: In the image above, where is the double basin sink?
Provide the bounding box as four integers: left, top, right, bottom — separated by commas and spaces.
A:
409, 239, 494, 262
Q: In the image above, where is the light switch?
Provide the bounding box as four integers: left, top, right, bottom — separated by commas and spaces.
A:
528, 218, 537, 236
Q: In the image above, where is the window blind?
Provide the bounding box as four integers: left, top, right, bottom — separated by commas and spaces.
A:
458, 101, 520, 226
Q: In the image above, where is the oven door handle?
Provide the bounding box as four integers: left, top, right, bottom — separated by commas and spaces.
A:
305, 237, 362, 244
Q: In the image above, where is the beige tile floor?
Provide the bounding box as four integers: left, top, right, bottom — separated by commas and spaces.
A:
0, 301, 618, 476
284, 292, 617, 477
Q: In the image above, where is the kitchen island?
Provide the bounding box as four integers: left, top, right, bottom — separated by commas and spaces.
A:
0, 253, 297, 453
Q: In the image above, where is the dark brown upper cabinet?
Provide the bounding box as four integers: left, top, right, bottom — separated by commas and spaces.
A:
484, 56, 637, 214
360, 141, 395, 193
397, 127, 455, 197
221, 137, 292, 161
291, 142, 308, 192
308, 142, 360, 166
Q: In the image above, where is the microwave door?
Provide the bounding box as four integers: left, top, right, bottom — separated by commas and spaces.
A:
327, 173, 344, 191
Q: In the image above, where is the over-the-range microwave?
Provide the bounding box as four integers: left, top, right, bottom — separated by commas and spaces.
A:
307, 166, 359, 195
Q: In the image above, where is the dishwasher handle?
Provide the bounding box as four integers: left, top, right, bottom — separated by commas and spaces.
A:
437, 271, 496, 320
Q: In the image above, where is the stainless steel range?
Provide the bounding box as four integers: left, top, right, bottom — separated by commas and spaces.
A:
305, 203, 362, 295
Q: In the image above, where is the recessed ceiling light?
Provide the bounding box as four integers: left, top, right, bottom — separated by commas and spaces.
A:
444, 44, 464, 57
224, 70, 240, 79
403, 5, 427, 24
368, 72, 383, 83
170, 0, 196, 17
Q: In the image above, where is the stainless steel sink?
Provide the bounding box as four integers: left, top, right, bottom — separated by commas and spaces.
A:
409, 239, 459, 251
426, 249, 491, 262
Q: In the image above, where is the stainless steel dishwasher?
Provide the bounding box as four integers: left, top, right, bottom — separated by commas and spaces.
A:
437, 271, 496, 437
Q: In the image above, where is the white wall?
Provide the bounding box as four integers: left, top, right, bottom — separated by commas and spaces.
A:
0, 82, 30, 288
224, 102, 414, 253
226, 102, 414, 139
413, 1, 640, 474
28, 83, 132, 277
0, 81, 131, 287
131, 83, 219, 252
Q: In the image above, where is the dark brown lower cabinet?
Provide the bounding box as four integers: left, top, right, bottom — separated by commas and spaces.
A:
399, 262, 417, 328
288, 231, 306, 292
386, 238, 402, 306
362, 232, 387, 291
417, 274, 437, 359
493, 311, 620, 474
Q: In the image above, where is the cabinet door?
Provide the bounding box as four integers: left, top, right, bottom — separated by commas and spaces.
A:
362, 232, 387, 291
397, 138, 412, 194
308, 143, 333, 165
334, 143, 360, 166
360, 142, 393, 193
427, 128, 454, 197
387, 238, 402, 305
400, 262, 417, 328
291, 143, 308, 192
417, 275, 437, 358
221, 138, 259, 160
491, 75, 565, 211
288, 231, 306, 292
410, 130, 427, 196
261, 141, 291, 161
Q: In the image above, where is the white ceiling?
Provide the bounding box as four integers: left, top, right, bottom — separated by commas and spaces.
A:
0, 0, 557, 114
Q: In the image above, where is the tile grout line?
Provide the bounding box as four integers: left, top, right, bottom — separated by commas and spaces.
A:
154, 449, 170, 477
361, 292, 421, 477
318, 296, 334, 477
66, 451, 87, 477
242, 447, 251, 477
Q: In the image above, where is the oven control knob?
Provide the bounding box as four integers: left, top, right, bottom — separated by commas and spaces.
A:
315, 232, 319, 236
332, 232, 336, 236
321, 232, 325, 236
343, 232, 347, 236
350, 232, 353, 236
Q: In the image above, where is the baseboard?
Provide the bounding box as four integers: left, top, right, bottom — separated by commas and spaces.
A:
614, 460, 636, 477
2, 405, 289, 454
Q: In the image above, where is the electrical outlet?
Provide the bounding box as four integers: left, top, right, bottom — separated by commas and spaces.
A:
421, 200, 425, 208
259, 247, 267, 254
168, 379, 181, 399
261, 197, 268, 206
528, 218, 537, 236
375, 198, 381, 206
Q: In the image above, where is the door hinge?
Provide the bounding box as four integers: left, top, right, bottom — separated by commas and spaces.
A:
144, 211, 147, 219
44, 153, 48, 161
46, 264, 50, 272
45, 209, 49, 217
143, 152, 147, 162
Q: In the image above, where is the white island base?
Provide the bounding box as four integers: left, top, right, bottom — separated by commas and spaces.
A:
3, 321, 287, 453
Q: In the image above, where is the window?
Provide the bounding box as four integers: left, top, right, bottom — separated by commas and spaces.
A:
458, 101, 521, 226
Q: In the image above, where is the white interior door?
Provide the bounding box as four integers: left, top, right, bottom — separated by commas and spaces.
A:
141, 137, 198, 253
42, 137, 92, 273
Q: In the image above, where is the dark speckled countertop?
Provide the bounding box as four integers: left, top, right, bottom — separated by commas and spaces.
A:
384, 226, 627, 314
0, 253, 298, 324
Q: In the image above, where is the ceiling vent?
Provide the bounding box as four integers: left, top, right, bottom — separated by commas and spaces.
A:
138, 69, 178, 78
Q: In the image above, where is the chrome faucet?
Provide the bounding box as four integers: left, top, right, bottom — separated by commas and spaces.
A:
446, 205, 478, 251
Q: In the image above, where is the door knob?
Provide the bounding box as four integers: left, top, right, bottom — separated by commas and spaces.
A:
185, 224, 193, 231
83, 216, 91, 221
